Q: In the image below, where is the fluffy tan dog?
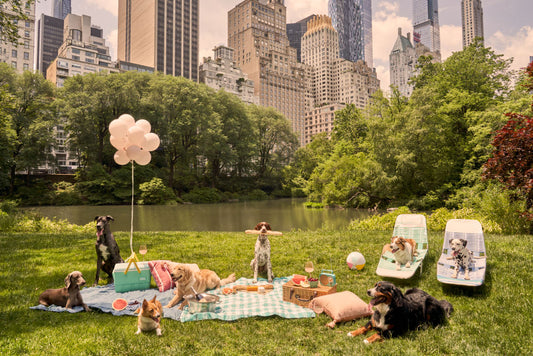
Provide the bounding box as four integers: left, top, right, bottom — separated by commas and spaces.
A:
163, 263, 235, 309
389, 236, 417, 270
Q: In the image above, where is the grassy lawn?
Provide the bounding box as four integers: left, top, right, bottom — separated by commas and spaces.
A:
0, 228, 532, 355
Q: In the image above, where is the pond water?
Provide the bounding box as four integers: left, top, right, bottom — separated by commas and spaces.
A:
27, 199, 375, 232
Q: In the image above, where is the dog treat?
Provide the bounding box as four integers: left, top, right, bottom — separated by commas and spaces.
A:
232, 284, 274, 292
245, 229, 283, 236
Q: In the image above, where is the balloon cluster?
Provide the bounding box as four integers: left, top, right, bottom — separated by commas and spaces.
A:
109, 114, 160, 166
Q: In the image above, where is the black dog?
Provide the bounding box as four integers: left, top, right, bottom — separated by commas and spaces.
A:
348, 281, 453, 343
94, 216, 123, 286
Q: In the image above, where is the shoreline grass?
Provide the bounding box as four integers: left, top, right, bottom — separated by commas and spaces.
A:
1, 229, 532, 355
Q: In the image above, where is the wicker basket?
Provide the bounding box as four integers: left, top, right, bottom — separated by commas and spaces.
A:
282, 280, 337, 308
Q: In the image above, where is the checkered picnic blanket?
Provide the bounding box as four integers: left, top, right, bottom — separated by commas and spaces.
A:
179, 277, 316, 322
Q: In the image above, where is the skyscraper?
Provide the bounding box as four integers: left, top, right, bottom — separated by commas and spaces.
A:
461, 0, 484, 48
412, 0, 440, 54
286, 15, 315, 63
328, 0, 373, 67
0, 2, 35, 73
228, 0, 307, 143
118, 0, 199, 81
36, 15, 64, 77
53, 0, 71, 20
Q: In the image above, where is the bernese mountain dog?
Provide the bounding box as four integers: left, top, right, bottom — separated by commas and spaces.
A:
347, 281, 453, 343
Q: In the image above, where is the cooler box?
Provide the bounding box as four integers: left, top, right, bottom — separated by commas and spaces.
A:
113, 261, 152, 293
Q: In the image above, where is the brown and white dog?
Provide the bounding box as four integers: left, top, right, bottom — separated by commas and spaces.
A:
447, 238, 474, 280
347, 281, 453, 344
39, 271, 90, 311
389, 236, 417, 270
163, 263, 235, 309
135, 295, 163, 336
250, 222, 274, 283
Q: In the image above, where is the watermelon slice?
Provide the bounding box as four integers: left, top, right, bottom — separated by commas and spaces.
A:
112, 298, 128, 311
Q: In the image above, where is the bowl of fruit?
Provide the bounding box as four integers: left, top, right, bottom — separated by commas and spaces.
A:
308, 277, 318, 288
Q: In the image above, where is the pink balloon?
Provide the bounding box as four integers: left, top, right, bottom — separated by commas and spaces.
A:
127, 126, 145, 146
118, 114, 135, 128
109, 119, 128, 137
134, 150, 151, 165
114, 150, 130, 165
110, 135, 127, 150
135, 119, 151, 134
143, 133, 160, 151
126, 145, 142, 160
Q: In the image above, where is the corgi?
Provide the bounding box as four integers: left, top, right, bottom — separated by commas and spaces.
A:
135, 295, 163, 336
390, 236, 417, 270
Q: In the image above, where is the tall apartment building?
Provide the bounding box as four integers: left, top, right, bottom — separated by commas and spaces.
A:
413, 0, 440, 55
45, 14, 118, 173
228, 0, 307, 143
461, 0, 484, 48
286, 15, 315, 63
199, 45, 258, 104
390, 28, 439, 97
117, 0, 199, 81
328, 0, 373, 68
301, 15, 379, 145
36, 15, 65, 77
53, 0, 71, 20
0, 1, 35, 73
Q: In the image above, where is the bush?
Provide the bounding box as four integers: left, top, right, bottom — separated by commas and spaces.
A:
181, 187, 225, 204
52, 182, 83, 205
139, 178, 176, 205
243, 189, 269, 201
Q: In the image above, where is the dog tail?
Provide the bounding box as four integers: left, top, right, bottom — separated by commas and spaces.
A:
220, 273, 236, 286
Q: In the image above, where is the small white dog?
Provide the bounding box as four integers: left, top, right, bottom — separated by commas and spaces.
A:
447, 238, 473, 280
250, 222, 274, 283
390, 236, 417, 270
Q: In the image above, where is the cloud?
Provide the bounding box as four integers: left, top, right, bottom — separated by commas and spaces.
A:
487, 26, 533, 71
85, 0, 118, 17
439, 24, 462, 60
286, 0, 328, 22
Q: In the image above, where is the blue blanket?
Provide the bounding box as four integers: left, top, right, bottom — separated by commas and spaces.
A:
31, 284, 183, 321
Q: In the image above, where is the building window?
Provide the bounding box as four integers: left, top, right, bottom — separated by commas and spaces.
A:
23, 63, 29, 71
72, 48, 80, 54
12, 49, 17, 57
11, 61, 17, 69
85, 58, 94, 63
23, 52, 29, 60
24, 40, 29, 49
72, 55, 80, 61
24, 31, 30, 38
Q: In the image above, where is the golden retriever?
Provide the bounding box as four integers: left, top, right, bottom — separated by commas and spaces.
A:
163, 263, 235, 309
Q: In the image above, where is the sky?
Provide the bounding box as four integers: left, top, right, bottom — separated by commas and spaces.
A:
35, 0, 533, 90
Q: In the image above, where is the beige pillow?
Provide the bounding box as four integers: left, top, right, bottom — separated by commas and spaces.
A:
308, 291, 373, 328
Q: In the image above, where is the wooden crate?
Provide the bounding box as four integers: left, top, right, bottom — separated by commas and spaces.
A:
282, 280, 336, 308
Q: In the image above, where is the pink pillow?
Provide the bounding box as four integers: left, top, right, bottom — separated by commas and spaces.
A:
148, 260, 174, 292
308, 291, 373, 328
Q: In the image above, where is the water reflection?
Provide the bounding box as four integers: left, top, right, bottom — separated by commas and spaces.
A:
28, 199, 374, 232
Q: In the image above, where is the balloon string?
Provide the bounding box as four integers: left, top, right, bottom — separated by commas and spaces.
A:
130, 160, 134, 255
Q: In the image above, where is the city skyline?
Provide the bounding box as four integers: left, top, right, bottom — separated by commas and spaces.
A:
35, 0, 533, 90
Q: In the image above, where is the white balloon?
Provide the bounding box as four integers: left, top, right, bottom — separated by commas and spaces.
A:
135, 119, 151, 134
126, 145, 142, 160
114, 150, 130, 165
143, 133, 160, 151
134, 150, 151, 165
127, 126, 146, 146
109, 119, 128, 137
110, 135, 128, 150
118, 114, 136, 128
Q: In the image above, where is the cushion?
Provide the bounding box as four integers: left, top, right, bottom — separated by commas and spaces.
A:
147, 260, 199, 292
308, 291, 372, 327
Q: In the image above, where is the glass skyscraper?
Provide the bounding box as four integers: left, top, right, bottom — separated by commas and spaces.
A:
412, 0, 440, 54
53, 0, 71, 20
328, 0, 373, 67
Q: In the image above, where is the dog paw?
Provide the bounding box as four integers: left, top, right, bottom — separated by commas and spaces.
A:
135, 329, 141, 335
347, 332, 355, 337
363, 339, 370, 344
156, 329, 162, 336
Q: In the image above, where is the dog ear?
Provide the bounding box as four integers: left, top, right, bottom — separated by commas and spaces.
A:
265, 222, 272, 230
151, 295, 157, 303
460, 239, 467, 247
107, 215, 114, 222
65, 272, 73, 288
94, 216, 99, 221
448, 238, 453, 245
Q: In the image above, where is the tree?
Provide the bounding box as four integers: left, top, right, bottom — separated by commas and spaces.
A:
0, 0, 35, 45
58, 71, 152, 167
247, 105, 298, 179
144, 74, 214, 189
0, 65, 56, 193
